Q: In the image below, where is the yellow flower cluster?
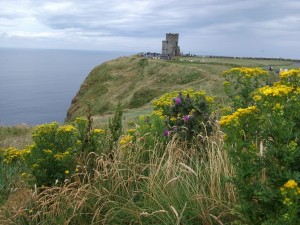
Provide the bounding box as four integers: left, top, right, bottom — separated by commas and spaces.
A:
280, 68, 300, 79
73, 117, 88, 127
33, 122, 59, 136
284, 179, 298, 189
152, 91, 175, 108
280, 180, 300, 207
152, 89, 208, 108
205, 96, 215, 104
126, 128, 136, 134
54, 151, 70, 160
181, 89, 206, 97
92, 128, 105, 134
152, 109, 165, 119
170, 117, 177, 122
274, 103, 282, 110
223, 67, 268, 77
219, 106, 257, 126
0, 147, 24, 164
257, 84, 294, 97
43, 149, 53, 154
253, 95, 262, 101
22, 145, 32, 156
119, 135, 133, 146
57, 125, 77, 133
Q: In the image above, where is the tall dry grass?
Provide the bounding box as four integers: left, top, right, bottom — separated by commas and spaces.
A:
0, 125, 32, 148
0, 128, 236, 225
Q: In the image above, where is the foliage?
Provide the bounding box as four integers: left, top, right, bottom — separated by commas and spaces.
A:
220, 68, 300, 224
151, 89, 215, 143
23, 119, 106, 187
279, 179, 300, 223
0, 147, 27, 206
1, 133, 236, 225
23, 122, 79, 186
222, 67, 269, 109
108, 103, 123, 151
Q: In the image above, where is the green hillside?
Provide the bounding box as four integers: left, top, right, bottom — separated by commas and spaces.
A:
66, 55, 293, 122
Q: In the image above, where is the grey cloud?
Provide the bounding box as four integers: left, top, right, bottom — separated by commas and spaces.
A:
1, 0, 300, 58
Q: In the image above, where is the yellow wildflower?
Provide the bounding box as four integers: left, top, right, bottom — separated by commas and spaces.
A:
0, 147, 23, 164
152, 109, 165, 119
57, 125, 77, 133
284, 179, 298, 189
223, 67, 268, 78
126, 128, 136, 134
280, 68, 300, 79
274, 103, 282, 110
253, 95, 262, 101
170, 117, 177, 122
92, 128, 105, 134
205, 96, 214, 104
43, 149, 52, 154
258, 84, 294, 97
219, 106, 257, 126
119, 135, 133, 146
54, 151, 70, 160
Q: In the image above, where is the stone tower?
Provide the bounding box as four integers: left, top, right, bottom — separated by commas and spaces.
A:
162, 33, 180, 57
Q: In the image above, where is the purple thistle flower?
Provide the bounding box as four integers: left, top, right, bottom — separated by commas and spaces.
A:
163, 130, 171, 137
183, 115, 190, 122
174, 97, 182, 105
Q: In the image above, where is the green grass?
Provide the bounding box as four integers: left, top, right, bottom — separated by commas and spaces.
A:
178, 56, 294, 67
92, 104, 153, 129
66, 55, 294, 122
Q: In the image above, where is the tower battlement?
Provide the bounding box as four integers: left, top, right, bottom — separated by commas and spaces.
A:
162, 33, 180, 57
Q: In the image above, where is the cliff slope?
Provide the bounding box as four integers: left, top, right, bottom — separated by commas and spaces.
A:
66, 55, 291, 122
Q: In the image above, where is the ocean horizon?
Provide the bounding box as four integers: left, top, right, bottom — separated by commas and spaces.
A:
0, 48, 134, 126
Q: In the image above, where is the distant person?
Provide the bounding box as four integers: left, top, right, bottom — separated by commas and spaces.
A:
269, 66, 273, 71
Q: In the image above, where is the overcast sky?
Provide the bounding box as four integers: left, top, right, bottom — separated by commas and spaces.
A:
1, 0, 300, 59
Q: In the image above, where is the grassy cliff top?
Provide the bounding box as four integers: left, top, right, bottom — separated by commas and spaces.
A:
66, 55, 293, 122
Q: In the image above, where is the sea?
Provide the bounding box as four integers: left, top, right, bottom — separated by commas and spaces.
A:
0, 48, 133, 126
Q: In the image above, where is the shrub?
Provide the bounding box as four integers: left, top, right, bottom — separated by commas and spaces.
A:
279, 179, 300, 224
220, 68, 300, 224
23, 119, 106, 187
151, 89, 215, 143
23, 122, 78, 186
222, 67, 269, 109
